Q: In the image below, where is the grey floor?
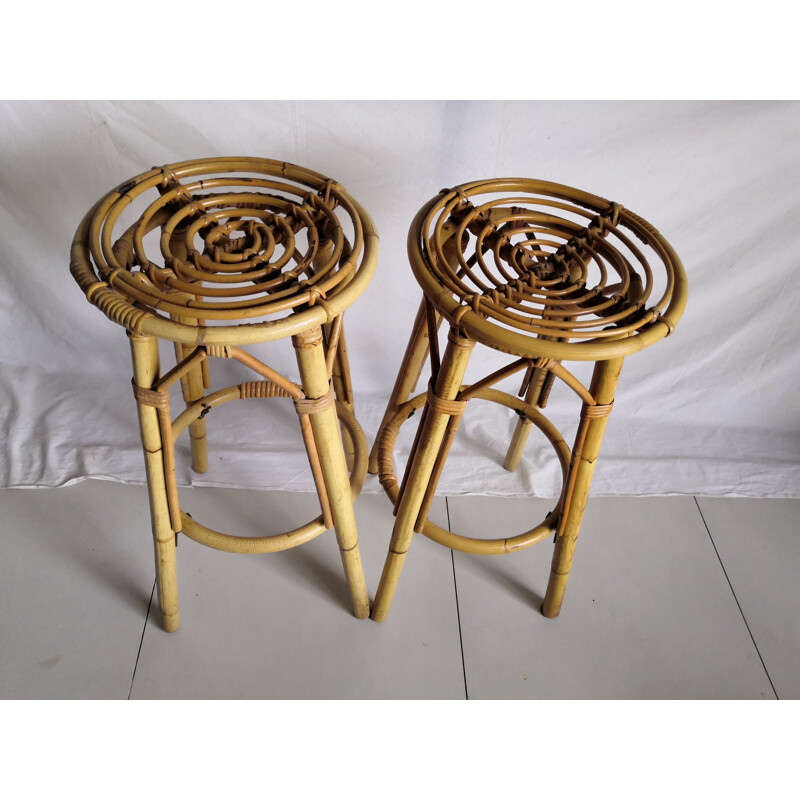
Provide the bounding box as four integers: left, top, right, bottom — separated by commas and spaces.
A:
1, 480, 797, 699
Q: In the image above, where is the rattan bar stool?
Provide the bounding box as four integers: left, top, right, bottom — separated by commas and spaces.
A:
70, 157, 378, 631
369, 178, 687, 622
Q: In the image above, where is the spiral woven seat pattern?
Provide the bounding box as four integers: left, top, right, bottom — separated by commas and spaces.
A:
409, 178, 687, 360
70, 157, 378, 345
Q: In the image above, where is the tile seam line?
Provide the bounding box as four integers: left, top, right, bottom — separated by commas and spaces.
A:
127, 580, 155, 700
693, 495, 779, 700
446, 496, 469, 700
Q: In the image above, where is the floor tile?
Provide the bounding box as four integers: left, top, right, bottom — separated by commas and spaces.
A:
130, 486, 465, 699
5, 481, 791, 701
0, 481, 155, 699
447, 495, 775, 699
696, 497, 800, 699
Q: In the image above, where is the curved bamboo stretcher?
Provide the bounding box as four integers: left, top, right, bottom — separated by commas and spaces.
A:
70, 157, 379, 631
369, 178, 687, 622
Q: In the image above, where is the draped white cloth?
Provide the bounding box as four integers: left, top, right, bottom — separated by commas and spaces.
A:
1, 100, 798, 497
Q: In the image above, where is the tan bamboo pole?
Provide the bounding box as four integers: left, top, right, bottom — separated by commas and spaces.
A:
148, 345, 204, 529
173, 341, 193, 403
292, 327, 370, 619
297, 412, 334, 531
129, 332, 180, 632
371, 327, 475, 622
178, 316, 209, 474
324, 313, 344, 379
167, 221, 198, 413
503, 361, 550, 471
504, 280, 565, 473
332, 324, 353, 406
154, 400, 182, 532
156, 346, 207, 392
168, 220, 209, 473
337, 328, 356, 470
414, 402, 463, 532
368, 298, 442, 474
324, 317, 355, 469
541, 356, 623, 618
315, 224, 356, 468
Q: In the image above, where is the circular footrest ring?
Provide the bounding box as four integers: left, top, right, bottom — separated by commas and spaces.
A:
377, 386, 571, 554
170, 382, 367, 554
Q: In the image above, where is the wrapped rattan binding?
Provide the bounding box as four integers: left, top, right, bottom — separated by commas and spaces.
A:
239, 380, 294, 399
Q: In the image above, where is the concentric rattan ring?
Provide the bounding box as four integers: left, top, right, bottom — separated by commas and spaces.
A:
408, 178, 687, 361
70, 157, 378, 346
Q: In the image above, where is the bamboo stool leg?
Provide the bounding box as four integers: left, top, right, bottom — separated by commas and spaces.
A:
173, 326, 208, 474
129, 333, 180, 632
324, 318, 355, 470
541, 357, 623, 618
168, 227, 209, 474
503, 361, 549, 472
371, 328, 474, 622
293, 327, 370, 619
368, 298, 442, 474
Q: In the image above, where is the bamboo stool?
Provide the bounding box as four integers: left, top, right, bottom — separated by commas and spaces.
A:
369, 178, 687, 622
70, 157, 378, 631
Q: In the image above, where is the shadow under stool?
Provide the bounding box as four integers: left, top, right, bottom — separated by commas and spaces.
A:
369, 178, 687, 622
70, 157, 378, 631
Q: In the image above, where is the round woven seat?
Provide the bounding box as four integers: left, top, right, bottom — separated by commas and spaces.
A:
408, 178, 686, 360
70, 156, 377, 344
370, 178, 687, 623
70, 157, 378, 632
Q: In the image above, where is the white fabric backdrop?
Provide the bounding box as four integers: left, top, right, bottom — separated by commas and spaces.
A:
1, 100, 798, 497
